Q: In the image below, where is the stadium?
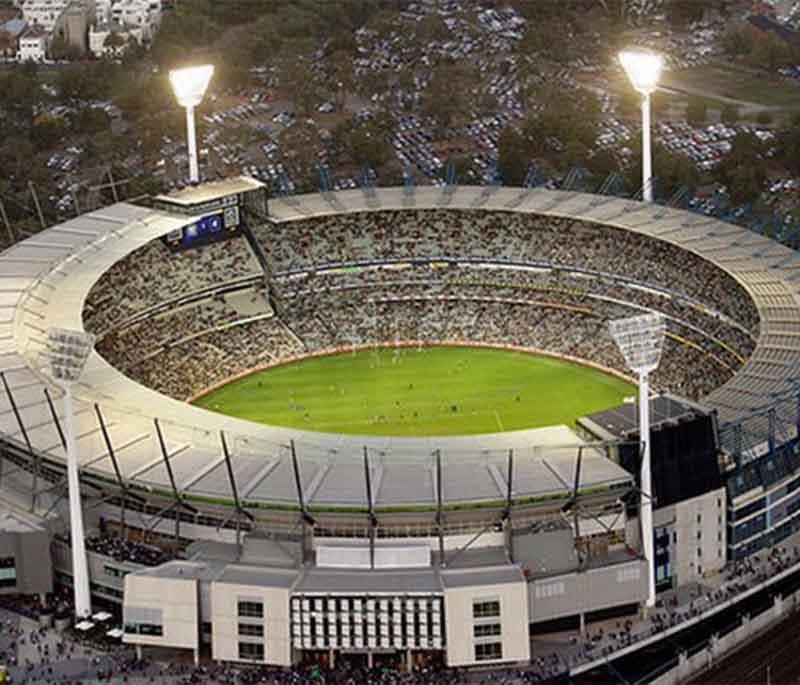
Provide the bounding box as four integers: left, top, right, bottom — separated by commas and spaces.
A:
2, 179, 800, 677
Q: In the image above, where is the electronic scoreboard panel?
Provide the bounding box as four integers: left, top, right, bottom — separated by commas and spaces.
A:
152, 176, 267, 251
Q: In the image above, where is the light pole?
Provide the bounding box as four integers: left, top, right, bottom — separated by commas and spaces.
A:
169, 64, 214, 184
47, 327, 95, 619
609, 313, 665, 609
619, 50, 663, 203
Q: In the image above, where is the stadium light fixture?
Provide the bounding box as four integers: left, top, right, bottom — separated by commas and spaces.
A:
46, 327, 95, 620
169, 64, 214, 184
609, 313, 665, 610
619, 50, 663, 203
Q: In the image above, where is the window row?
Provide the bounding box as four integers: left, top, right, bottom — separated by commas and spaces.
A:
238, 601, 264, 619
472, 600, 500, 619
123, 622, 163, 636
475, 642, 503, 661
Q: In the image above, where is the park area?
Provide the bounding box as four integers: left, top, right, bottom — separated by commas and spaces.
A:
193, 346, 634, 437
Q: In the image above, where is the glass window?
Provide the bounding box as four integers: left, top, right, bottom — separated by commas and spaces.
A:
124, 623, 163, 636
238, 642, 264, 661
103, 565, 128, 579
472, 601, 500, 619
474, 623, 501, 638
238, 601, 264, 619
475, 642, 503, 661
0, 558, 16, 588
238, 623, 264, 637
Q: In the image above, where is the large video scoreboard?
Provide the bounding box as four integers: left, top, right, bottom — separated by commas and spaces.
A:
152, 176, 267, 251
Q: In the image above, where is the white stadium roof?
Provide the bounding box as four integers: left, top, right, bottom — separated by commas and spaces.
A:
1, 185, 799, 510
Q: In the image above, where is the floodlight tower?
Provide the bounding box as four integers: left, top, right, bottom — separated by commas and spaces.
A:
46, 328, 95, 619
619, 50, 663, 203
609, 313, 665, 609
169, 65, 214, 184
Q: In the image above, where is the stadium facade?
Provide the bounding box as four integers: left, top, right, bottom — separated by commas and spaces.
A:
0, 181, 798, 668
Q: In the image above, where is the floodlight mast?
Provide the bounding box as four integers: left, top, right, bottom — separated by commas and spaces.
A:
619, 51, 663, 203
46, 328, 95, 619
169, 65, 214, 184
609, 313, 665, 610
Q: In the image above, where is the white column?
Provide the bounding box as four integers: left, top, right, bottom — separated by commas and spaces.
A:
64, 385, 91, 618
639, 373, 655, 608
186, 105, 199, 184
641, 93, 653, 203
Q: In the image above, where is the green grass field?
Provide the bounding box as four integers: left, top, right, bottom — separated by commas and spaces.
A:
193, 346, 635, 437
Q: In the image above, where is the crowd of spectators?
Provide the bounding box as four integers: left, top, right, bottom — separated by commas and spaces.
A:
563, 544, 800, 673
84, 237, 262, 335
251, 210, 759, 332
3, 544, 800, 683
85, 210, 761, 404
82, 534, 175, 567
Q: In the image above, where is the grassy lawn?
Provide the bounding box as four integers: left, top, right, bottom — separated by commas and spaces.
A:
661, 64, 800, 110
193, 346, 634, 436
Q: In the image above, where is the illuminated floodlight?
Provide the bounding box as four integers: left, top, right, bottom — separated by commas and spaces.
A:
169, 64, 214, 108
619, 51, 663, 203
169, 65, 214, 184
619, 50, 663, 96
609, 313, 665, 611
46, 327, 95, 619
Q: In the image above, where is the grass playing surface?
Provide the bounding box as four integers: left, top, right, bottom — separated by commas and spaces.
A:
194, 346, 635, 436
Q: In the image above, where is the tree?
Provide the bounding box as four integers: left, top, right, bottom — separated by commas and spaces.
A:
0, 69, 38, 130
724, 164, 763, 204
417, 14, 449, 42
497, 126, 529, 186
329, 51, 355, 111
283, 60, 322, 117
626, 141, 698, 196
30, 114, 66, 150
103, 31, 127, 56
721, 104, 739, 125
0, 29, 14, 57
779, 125, 800, 175
57, 63, 117, 103
422, 62, 474, 134
70, 107, 110, 136
49, 35, 82, 61
332, 119, 392, 168
722, 24, 757, 58
586, 148, 621, 179
748, 33, 796, 72
686, 97, 707, 125
664, 0, 707, 27
716, 132, 767, 203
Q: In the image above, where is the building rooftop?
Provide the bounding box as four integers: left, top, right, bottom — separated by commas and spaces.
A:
154, 176, 265, 207
295, 567, 443, 594
133, 560, 224, 582
1, 18, 28, 37
441, 565, 524, 589
0, 505, 47, 534
20, 25, 47, 39
215, 565, 300, 589
578, 395, 707, 441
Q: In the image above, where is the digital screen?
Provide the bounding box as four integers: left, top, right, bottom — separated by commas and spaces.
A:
181, 212, 224, 245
